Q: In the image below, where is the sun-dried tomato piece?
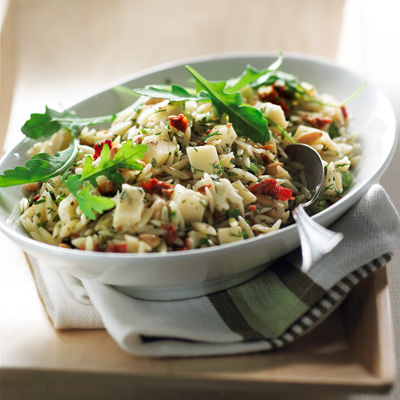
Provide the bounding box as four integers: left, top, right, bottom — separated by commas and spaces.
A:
341, 106, 348, 120
258, 87, 279, 103
273, 82, 287, 96
105, 242, 128, 253
258, 86, 290, 116
306, 116, 332, 130
162, 223, 178, 246
141, 178, 174, 197
93, 139, 113, 160
197, 184, 212, 194
249, 179, 293, 201
168, 114, 189, 132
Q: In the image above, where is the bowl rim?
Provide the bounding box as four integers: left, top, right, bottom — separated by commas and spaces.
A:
0, 51, 398, 262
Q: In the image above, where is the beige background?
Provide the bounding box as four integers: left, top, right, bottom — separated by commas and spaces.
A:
1, 0, 400, 399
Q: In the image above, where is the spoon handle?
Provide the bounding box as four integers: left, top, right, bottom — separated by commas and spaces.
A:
293, 204, 343, 272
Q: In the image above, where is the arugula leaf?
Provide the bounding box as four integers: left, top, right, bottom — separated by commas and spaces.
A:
22, 106, 116, 139
133, 85, 209, 102
62, 174, 115, 220
81, 141, 147, 186
185, 66, 270, 144
0, 138, 79, 187
249, 68, 366, 109
62, 141, 147, 219
225, 53, 283, 93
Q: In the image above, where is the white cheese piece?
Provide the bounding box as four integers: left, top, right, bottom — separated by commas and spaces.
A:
232, 180, 257, 206
170, 184, 208, 223
260, 102, 288, 129
187, 145, 220, 179
113, 184, 145, 230
217, 226, 244, 244
142, 132, 177, 167
187, 230, 209, 249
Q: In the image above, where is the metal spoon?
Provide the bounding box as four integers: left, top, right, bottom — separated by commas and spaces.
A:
285, 144, 343, 272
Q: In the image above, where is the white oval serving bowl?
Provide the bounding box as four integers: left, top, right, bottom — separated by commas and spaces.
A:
0, 53, 397, 300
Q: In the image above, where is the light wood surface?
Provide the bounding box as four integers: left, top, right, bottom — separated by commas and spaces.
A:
1, 0, 400, 398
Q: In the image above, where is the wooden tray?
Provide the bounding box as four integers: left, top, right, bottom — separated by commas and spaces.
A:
1, 266, 395, 400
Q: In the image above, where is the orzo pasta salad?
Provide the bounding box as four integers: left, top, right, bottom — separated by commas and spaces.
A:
0, 56, 361, 253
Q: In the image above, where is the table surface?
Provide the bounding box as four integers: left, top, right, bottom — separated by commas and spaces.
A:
1, 0, 400, 399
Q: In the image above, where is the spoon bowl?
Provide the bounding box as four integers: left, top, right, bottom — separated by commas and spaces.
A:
285, 144, 344, 272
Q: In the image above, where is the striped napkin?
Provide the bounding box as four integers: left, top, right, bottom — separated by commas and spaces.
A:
31, 184, 400, 357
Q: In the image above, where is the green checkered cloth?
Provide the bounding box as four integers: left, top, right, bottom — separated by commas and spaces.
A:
33, 185, 400, 357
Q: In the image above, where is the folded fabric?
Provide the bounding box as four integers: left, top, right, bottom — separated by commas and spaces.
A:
31, 184, 400, 357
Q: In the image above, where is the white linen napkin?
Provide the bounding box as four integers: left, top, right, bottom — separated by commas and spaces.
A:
30, 184, 400, 357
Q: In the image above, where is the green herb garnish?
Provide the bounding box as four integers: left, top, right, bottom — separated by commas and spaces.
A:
200, 130, 222, 143
248, 163, 261, 176
198, 237, 211, 247
342, 171, 353, 192
81, 141, 147, 187
225, 53, 283, 93
133, 85, 209, 103
185, 65, 270, 144
58, 141, 147, 219
328, 123, 340, 139
0, 105, 115, 187
62, 174, 115, 220
21, 106, 115, 139
227, 208, 240, 219
263, 116, 295, 144
0, 138, 79, 187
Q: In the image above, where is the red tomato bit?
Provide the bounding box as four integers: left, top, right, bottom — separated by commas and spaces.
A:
32, 194, 42, 202
175, 237, 191, 251
168, 114, 189, 132
258, 87, 279, 103
249, 179, 293, 201
197, 184, 212, 194
258, 86, 290, 116
105, 242, 128, 253
306, 116, 332, 129
162, 223, 178, 246
341, 106, 348, 120
93, 139, 113, 160
141, 178, 174, 197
